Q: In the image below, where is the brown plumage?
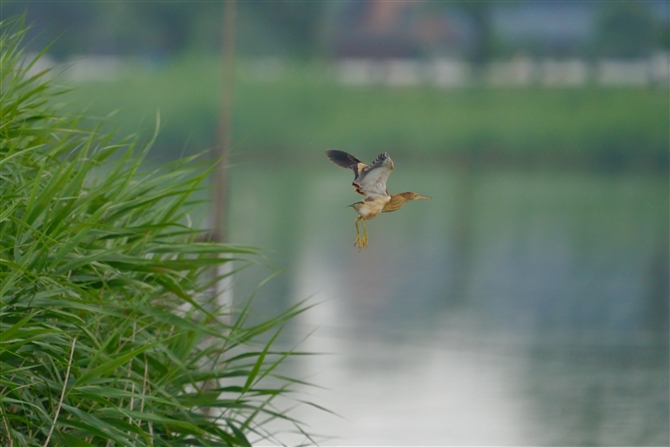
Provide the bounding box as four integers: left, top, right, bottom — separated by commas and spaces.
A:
325, 149, 431, 250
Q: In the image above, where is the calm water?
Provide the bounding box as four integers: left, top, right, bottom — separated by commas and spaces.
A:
224, 159, 668, 446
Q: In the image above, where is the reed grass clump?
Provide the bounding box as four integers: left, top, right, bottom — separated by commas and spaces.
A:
0, 18, 316, 447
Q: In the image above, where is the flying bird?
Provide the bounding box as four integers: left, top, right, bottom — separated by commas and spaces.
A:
325, 149, 431, 250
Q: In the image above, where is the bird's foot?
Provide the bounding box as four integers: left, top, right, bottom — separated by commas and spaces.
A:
353, 235, 368, 250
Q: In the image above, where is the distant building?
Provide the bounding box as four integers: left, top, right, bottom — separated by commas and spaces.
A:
328, 1, 667, 62
490, 2, 597, 58
328, 1, 477, 60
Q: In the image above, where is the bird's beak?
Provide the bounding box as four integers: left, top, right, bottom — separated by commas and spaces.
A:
415, 194, 432, 200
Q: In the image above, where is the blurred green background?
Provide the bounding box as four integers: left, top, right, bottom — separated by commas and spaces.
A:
6, 1, 669, 445
50, 62, 670, 166
11, 1, 670, 165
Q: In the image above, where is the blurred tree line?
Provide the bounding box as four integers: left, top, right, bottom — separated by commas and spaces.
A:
4, 0, 324, 58
597, 2, 667, 58
5, 0, 668, 60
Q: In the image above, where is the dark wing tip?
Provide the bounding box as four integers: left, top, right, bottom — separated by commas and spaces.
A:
370, 152, 388, 164
325, 149, 361, 170
363, 152, 389, 171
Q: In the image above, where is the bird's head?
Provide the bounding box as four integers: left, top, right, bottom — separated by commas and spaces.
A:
383, 191, 432, 213
398, 192, 432, 202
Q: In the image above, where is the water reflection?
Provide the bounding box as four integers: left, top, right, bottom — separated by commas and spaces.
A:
229, 160, 668, 445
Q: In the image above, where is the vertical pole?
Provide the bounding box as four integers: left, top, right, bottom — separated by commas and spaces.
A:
213, 0, 236, 311
213, 0, 236, 244
210, 0, 236, 328
204, 0, 236, 416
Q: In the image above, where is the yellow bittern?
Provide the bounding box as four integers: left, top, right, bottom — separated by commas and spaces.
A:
326, 149, 432, 250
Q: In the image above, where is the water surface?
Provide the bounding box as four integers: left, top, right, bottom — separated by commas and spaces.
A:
226, 160, 668, 445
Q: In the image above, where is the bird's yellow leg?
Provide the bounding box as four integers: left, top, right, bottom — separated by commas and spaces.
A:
354, 218, 362, 250
361, 220, 369, 247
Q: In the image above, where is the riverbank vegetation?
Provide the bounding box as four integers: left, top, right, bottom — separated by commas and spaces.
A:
1, 19, 317, 447
59, 57, 668, 167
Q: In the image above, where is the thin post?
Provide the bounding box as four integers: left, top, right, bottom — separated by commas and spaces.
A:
203, 0, 236, 415
213, 0, 236, 244
212, 0, 236, 317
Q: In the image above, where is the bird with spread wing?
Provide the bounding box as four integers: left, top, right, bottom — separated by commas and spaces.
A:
326, 149, 432, 250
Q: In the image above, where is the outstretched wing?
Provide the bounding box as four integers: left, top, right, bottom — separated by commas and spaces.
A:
326, 149, 394, 197
325, 149, 367, 177
353, 152, 394, 197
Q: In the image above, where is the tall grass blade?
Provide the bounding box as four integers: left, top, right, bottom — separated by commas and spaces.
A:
0, 17, 325, 447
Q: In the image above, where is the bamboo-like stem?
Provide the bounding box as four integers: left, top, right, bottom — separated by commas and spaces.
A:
43, 336, 76, 447
128, 322, 137, 429
141, 355, 153, 444
0, 355, 27, 443
1, 408, 13, 447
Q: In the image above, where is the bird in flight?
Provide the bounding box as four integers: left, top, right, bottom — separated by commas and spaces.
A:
325, 149, 431, 250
